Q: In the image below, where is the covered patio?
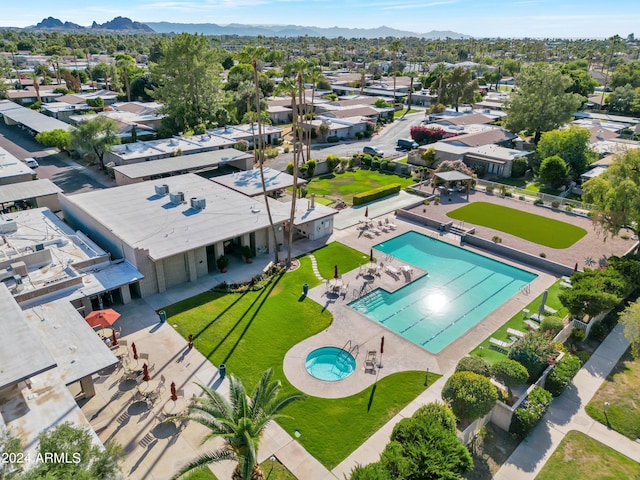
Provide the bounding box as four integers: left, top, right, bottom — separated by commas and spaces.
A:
433, 170, 473, 201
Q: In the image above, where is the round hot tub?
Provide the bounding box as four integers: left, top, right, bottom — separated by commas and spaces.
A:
305, 346, 356, 382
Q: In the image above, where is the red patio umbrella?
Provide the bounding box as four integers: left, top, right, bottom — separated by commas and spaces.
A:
132, 342, 138, 360
142, 363, 150, 382
111, 329, 118, 347
84, 309, 121, 328
364, 207, 369, 218
334, 264, 339, 279
170, 382, 178, 402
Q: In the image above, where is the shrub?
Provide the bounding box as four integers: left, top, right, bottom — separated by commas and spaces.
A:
455, 356, 491, 377
508, 331, 558, 382
570, 327, 586, 342
519, 195, 526, 201
371, 159, 381, 170
510, 386, 553, 438
326, 155, 340, 172
492, 235, 502, 244
551, 200, 560, 208
539, 252, 546, 258
286, 162, 294, 175
575, 350, 590, 365
340, 158, 349, 170
355, 131, 365, 140
545, 354, 582, 396
511, 157, 528, 177
264, 147, 279, 159
361, 154, 373, 167
234, 140, 249, 152
565, 204, 573, 212
485, 186, 494, 194
588, 321, 609, 341
327, 136, 339, 143
442, 371, 498, 422
534, 198, 544, 205
352, 184, 402, 205
305, 159, 317, 177
283, 146, 290, 153
434, 196, 441, 205
491, 359, 528, 398
540, 316, 564, 336
384, 161, 396, 172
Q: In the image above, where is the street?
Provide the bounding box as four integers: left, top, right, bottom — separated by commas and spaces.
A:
0, 122, 113, 194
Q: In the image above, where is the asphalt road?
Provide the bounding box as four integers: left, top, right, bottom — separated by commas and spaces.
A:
267, 110, 427, 171
0, 122, 112, 194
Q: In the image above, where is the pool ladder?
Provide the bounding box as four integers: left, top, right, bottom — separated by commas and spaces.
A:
336, 340, 360, 365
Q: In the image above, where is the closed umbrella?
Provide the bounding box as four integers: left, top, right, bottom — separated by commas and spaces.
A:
132, 342, 138, 360
334, 264, 339, 279
380, 336, 385, 354
370, 249, 374, 263
364, 207, 369, 218
111, 329, 118, 347
170, 382, 178, 402
142, 363, 150, 382
538, 289, 549, 316
84, 309, 121, 328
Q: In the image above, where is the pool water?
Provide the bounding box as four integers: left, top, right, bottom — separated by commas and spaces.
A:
349, 231, 537, 353
305, 347, 356, 381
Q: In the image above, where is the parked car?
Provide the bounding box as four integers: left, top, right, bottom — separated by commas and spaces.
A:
363, 146, 384, 157
397, 138, 419, 150
23, 157, 39, 168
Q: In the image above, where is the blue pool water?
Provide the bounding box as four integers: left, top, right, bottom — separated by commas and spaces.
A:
305, 347, 356, 381
349, 231, 537, 353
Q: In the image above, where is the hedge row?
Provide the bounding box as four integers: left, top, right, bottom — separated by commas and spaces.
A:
510, 386, 553, 438
353, 183, 402, 205
545, 354, 582, 396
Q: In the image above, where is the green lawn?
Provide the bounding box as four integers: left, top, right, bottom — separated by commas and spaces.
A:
469, 280, 568, 364
186, 469, 217, 480
314, 196, 335, 206
535, 430, 640, 480
394, 109, 418, 117
165, 242, 438, 469
305, 170, 414, 204
261, 458, 297, 480
585, 350, 640, 440
447, 202, 587, 248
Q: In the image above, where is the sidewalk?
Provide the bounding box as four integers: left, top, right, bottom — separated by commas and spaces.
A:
494, 323, 640, 479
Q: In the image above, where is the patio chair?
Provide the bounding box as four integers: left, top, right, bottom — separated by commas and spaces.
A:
363, 230, 375, 239
139, 352, 150, 361
506, 328, 526, 338
489, 337, 514, 353
385, 218, 397, 230
364, 350, 377, 374
524, 319, 540, 330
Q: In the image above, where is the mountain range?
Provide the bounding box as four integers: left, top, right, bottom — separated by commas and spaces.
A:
146, 22, 470, 39
22, 17, 470, 39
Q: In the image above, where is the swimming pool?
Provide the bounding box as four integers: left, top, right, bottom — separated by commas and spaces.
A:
305, 347, 357, 381
349, 231, 537, 353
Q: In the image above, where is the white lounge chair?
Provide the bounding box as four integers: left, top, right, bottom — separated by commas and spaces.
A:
385, 265, 400, 275
524, 319, 540, 330
363, 230, 375, 239
385, 218, 397, 230
560, 281, 572, 289
507, 328, 526, 338
530, 313, 545, 323
369, 227, 382, 235
489, 337, 514, 352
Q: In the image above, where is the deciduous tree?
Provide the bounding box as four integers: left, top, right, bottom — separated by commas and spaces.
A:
537, 126, 596, 177
442, 371, 498, 422
539, 155, 569, 188
69, 117, 120, 170
621, 299, 640, 359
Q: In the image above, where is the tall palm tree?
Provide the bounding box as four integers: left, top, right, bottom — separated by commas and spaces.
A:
171, 369, 303, 480
236, 47, 280, 264
115, 54, 136, 102
389, 39, 402, 104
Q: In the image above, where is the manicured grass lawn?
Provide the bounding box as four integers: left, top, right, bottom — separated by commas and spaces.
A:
165, 242, 438, 469
535, 430, 640, 480
585, 350, 640, 440
261, 458, 297, 480
306, 170, 415, 204
394, 109, 419, 117
186, 469, 217, 480
314, 196, 334, 206
447, 202, 586, 248
469, 280, 568, 364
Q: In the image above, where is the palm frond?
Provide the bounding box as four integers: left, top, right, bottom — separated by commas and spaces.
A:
172, 449, 236, 480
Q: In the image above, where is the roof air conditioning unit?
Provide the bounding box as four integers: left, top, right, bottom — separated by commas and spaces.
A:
155, 184, 169, 195
190, 197, 206, 210
0, 219, 17, 234
169, 191, 185, 204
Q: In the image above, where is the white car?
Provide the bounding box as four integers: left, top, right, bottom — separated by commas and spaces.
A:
24, 157, 39, 168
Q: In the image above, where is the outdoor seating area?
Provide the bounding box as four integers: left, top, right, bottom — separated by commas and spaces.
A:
489, 337, 515, 353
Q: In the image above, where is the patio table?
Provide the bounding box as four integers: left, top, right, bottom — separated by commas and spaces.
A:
137, 380, 160, 398
163, 399, 187, 416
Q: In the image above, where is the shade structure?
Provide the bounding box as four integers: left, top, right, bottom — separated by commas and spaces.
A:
334, 264, 339, 279
84, 309, 121, 328
380, 336, 385, 355
132, 342, 138, 360
111, 329, 118, 347
142, 363, 150, 382
538, 290, 549, 316
364, 207, 369, 218
170, 382, 178, 402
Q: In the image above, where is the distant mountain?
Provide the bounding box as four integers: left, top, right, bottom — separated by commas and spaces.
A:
146, 22, 470, 39
29, 16, 154, 33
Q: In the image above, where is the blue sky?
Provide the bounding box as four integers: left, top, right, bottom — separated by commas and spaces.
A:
2, 0, 639, 38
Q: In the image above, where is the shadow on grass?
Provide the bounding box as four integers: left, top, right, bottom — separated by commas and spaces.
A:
367, 383, 377, 412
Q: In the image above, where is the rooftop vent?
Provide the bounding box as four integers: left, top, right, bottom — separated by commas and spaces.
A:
155, 184, 169, 196
190, 197, 206, 210
0, 219, 17, 234
169, 191, 185, 204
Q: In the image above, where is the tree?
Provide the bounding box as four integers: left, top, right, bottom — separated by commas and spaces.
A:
21, 422, 122, 480
35, 128, 71, 151
69, 117, 120, 170
115, 54, 137, 102
539, 155, 569, 188
442, 371, 498, 422
504, 64, 584, 143
537, 126, 596, 177
508, 331, 558, 381
0, 429, 23, 479
621, 299, 640, 359
491, 359, 528, 397
582, 149, 640, 243
172, 369, 303, 480
607, 83, 636, 113
389, 39, 402, 104
559, 269, 625, 321
150, 33, 224, 134
455, 355, 491, 377
435, 66, 479, 112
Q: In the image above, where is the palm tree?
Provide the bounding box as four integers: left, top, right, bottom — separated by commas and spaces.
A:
237, 46, 279, 264
389, 39, 402, 104
115, 54, 136, 102
171, 369, 303, 480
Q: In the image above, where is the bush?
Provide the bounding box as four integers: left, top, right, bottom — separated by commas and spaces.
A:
355, 131, 365, 140
510, 386, 553, 438
327, 136, 339, 143
545, 354, 582, 396
588, 321, 609, 341
570, 327, 586, 342
371, 159, 381, 170
540, 316, 564, 336
326, 155, 340, 172
508, 331, 558, 382
384, 161, 396, 172
511, 157, 528, 177
534, 198, 544, 205
306, 159, 317, 177
455, 356, 491, 377
575, 350, 590, 365
234, 140, 249, 152
283, 146, 290, 153
286, 162, 294, 175
519, 195, 526, 201
551, 200, 560, 208
565, 204, 573, 212
491, 359, 529, 392
492, 235, 502, 244
353, 184, 402, 206
540, 252, 546, 258
485, 186, 494, 194
434, 196, 441, 205
442, 371, 498, 422
361, 154, 373, 167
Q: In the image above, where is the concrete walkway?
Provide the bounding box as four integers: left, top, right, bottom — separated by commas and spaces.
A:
495, 323, 640, 479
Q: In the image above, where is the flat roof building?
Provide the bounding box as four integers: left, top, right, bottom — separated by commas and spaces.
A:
0, 178, 63, 212
60, 174, 290, 297
0, 146, 35, 186
0, 100, 74, 135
